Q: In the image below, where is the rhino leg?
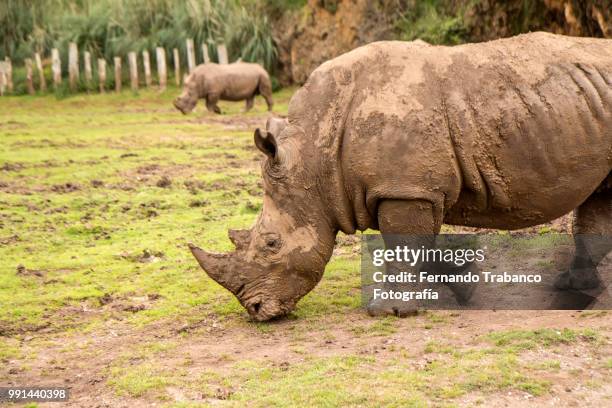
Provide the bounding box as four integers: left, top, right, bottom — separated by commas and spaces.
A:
262, 92, 273, 112
206, 94, 221, 114
555, 186, 611, 290
258, 76, 273, 111
244, 96, 254, 112
367, 199, 439, 318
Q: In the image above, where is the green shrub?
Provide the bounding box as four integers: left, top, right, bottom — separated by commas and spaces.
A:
396, 0, 468, 45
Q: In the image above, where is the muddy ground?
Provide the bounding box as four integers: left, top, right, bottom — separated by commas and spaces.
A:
0, 89, 610, 407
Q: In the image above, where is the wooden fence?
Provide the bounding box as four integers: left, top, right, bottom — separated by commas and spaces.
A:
0, 40, 230, 96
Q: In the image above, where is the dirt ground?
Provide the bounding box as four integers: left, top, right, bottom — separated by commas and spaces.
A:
5, 310, 611, 407
0, 90, 610, 407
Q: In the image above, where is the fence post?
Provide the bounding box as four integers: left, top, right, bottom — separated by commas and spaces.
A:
98, 59, 106, 93
142, 50, 152, 87
156, 47, 167, 91
0, 62, 6, 96
114, 57, 122, 93
68, 42, 79, 91
84, 51, 93, 89
4, 57, 13, 93
25, 58, 35, 95
173, 48, 180, 86
217, 43, 228, 64
201, 44, 210, 63
128, 52, 138, 91
186, 38, 196, 73
35, 53, 47, 92
51, 48, 62, 87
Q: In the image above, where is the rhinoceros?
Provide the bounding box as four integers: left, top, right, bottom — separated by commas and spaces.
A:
174, 62, 273, 114
189, 32, 612, 321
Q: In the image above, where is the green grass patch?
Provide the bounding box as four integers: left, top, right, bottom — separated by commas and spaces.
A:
485, 328, 600, 352
108, 363, 176, 398
351, 316, 399, 336
0, 88, 296, 333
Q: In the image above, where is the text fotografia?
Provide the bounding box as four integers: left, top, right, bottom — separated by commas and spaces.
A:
374, 288, 439, 302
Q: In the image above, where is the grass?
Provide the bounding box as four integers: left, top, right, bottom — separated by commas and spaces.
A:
0, 87, 294, 332
485, 328, 600, 352
190, 348, 555, 405
108, 363, 176, 397
351, 316, 399, 336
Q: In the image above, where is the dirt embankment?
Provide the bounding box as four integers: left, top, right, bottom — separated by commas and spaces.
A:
272, 0, 611, 85
465, 0, 611, 41
272, 0, 400, 84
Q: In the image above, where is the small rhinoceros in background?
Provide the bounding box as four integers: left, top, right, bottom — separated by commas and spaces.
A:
189, 32, 612, 321
174, 62, 273, 114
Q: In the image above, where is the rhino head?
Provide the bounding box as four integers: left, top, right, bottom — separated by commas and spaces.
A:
173, 75, 198, 114
189, 117, 338, 321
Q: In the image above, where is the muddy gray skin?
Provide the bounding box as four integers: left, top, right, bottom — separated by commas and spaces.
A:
174, 62, 273, 114
190, 32, 612, 321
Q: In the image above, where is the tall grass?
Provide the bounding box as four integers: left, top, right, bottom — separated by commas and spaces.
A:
0, 0, 278, 72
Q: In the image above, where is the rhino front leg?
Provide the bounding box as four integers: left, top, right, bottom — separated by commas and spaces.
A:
367, 199, 439, 317
206, 94, 222, 114
555, 187, 611, 290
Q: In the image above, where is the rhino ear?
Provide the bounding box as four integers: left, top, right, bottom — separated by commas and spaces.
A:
254, 128, 277, 160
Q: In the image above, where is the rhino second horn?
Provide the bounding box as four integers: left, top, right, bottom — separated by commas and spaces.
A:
188, 244, 235, 287
228, 229, 250, 251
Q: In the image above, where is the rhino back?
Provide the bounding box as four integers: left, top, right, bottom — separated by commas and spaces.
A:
438, 34, 611, 227
192, 63, 267, 100
289, 33, 612, 231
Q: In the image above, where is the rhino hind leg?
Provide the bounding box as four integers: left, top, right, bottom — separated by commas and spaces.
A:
258, 76, 273, 111
244, 96, 254, 112
555, 183, 611, 291
367, 199, 440, 318
262, 92, 273, 112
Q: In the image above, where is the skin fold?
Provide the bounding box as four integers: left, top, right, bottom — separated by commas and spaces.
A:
174, 62, 273, 114
191, 32, 612, 321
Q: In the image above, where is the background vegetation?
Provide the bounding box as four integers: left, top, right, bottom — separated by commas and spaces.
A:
396, 0, 469, 45
0, 0, 277, 71
1, 0, 609, 95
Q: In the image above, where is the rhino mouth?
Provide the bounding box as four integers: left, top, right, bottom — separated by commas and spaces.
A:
189, 241, 296, 321
244, 298, 292, 322
173, 100, 187, 115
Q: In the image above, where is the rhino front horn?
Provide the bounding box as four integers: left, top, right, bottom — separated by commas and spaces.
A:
188, 243, 241, 293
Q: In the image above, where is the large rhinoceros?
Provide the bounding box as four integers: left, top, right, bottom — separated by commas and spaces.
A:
189, 32, 612, 321
174, 62, 273, 114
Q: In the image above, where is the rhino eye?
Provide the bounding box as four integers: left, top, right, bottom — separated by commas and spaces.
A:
266, 237, 280, 248
261, 234, 282, 253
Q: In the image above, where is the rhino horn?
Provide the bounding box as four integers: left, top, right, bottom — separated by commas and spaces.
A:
188, 244, 244, 294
